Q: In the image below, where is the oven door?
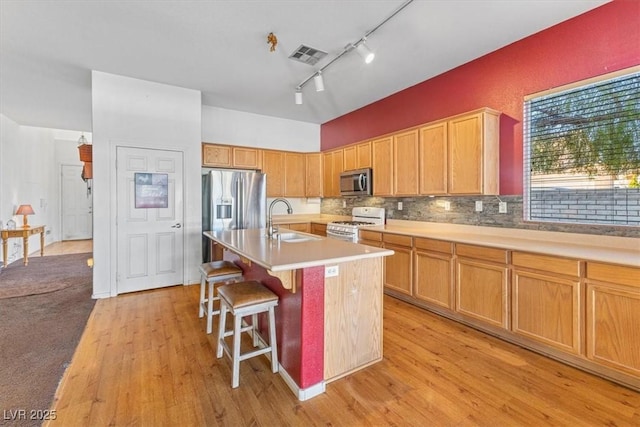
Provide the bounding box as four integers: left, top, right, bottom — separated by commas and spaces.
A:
326, 228, 357, 242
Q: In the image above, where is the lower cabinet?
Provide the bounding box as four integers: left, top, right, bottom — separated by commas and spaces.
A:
413, 238, 454, 310
382, 234, 413, 296
310, 222, 327, 237
511, 252, 582, 355
585, 262, 640, 377
279, 222, 310, 233
455, 244, 509, 329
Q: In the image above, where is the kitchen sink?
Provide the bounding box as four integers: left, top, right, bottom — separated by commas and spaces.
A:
277, 232, 321, 243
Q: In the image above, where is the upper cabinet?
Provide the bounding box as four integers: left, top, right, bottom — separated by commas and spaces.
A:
284, 152, 306, 197
262, 150, 286, 197
419, 121, 448, 195
305, 153, 323, 197
261, 150, 307, 198
323, 149, 343, 197
202, 143, 262, 169
393, 129, 419, 196
372, 136, 393, 196
447, 109, 500, 195
344, 141, 372, 171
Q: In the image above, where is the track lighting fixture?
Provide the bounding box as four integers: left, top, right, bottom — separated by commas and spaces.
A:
356, 39, 375, 64
313, 72, 325, 92
293, 0, 413, 105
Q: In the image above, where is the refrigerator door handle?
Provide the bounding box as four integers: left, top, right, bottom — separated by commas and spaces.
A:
235, 177, 244, 229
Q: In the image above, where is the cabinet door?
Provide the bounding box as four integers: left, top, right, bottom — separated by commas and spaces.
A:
414, 250, 453, 310
202, 144, 232, 167
356, 141, 372, 169
331, 150, 344, 196
456, 257, 509, 329
310, 222, 327, 236
372, 136, 393, 196
448, 113, 483, 194
343, 145, 357, 171
419, 121, 447, 195
287, 222, 310, 233
262, 150, 285, 197
393, 129, 419, 196
512, 269, 581, 354
284, 152, 305, 197
233, 147, 261, 169
586, 262, 640, 376
383, 237, 413, 296
305, 153, 323, 197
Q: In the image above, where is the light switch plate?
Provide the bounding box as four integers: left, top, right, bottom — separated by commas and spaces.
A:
499, 201, 508, 213
398, 202, 403, 211
444, 201, 451, 211
475, 201, 483, 212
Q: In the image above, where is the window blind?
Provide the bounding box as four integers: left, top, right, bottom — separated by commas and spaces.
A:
523, 71, 640, 226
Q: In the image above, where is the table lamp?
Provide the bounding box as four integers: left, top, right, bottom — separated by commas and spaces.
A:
16, 204, 35, 228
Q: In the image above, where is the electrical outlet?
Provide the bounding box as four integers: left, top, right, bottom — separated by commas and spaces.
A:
342, 200, 346, 208
475, 201, 483, 212
499, 201, 508, 213
397, 202, 403, 211
444, 201, 451, 211
325, 265, 339, 278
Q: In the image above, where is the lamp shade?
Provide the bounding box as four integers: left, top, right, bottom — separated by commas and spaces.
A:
357, 41, 375, 64
16, 204, 35, 215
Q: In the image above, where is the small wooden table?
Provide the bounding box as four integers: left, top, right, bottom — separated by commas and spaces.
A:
1, 225, 45, 267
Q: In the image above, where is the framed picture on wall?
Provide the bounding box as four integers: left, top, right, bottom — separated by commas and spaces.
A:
134, 173, 168, 208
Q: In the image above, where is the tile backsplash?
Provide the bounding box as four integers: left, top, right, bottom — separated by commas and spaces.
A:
321, 195, 640, 238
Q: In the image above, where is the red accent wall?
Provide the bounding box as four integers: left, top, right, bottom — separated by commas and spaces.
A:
320, 0, 640, 195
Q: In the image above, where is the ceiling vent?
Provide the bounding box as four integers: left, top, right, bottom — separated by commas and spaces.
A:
289, 45, 328, 66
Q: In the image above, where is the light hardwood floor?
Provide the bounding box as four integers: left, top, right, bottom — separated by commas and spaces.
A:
46, 282, 640, 426
40, 239, 93, 256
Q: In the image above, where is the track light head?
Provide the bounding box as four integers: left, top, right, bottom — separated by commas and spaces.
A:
295, 88, 303, 105
314, 72, 325, 92
356, 40, 375, 64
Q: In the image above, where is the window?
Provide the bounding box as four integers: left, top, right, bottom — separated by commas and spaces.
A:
523, 68, 640, 226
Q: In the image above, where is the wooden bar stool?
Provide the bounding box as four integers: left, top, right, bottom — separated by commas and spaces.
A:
198, 260, 244, 334
216, 280, 279, 388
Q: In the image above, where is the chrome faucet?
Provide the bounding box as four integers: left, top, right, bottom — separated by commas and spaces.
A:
267, 198, 293, 238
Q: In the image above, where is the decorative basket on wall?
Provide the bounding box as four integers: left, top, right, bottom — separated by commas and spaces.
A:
78, 144, 92, 162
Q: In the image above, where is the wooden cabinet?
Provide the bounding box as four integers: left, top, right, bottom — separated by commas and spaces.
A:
305, 153, 323, 197
511, 252, 582, 354
585, 262, 640, 377
383, 233, 413, 296
448, 109, 500, 195
322, 149, 343, 198
393, 129, 419, 196
278, 222, 310, 233
372, 136, 393, 196
262, 150, 285, 197
284, 152, 305, 197
455, 244, 509, 329
413, 238, 454, 310
202, 143, 262, 169
310, 222, 327, 237
343, 141, 372, 171
419, 120, 448, 195
358, 230, 383, 247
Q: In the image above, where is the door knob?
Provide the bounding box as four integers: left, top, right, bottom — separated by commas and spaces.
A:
171, 223, 182, 228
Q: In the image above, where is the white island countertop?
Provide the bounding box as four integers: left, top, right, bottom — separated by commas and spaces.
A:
204, 228, 393, 272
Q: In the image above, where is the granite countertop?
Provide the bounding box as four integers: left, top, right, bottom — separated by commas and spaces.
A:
204, 228, 393, 272
368, 220, 640, 267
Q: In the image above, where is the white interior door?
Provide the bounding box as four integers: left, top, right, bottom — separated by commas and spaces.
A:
116, 146, 184, 294
61, 164, 93, 240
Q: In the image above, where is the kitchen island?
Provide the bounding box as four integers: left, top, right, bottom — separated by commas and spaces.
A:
204, 228, 393, 400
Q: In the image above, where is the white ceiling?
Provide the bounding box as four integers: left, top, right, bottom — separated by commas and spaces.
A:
0, 0, 609, 132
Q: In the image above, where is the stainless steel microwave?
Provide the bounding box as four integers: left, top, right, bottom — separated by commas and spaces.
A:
340, 168, 372, 196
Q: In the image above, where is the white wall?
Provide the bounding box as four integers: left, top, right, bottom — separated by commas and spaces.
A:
91, 71, 202, 298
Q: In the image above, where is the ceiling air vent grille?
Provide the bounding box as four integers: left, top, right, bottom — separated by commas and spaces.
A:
289, 45, 328, 66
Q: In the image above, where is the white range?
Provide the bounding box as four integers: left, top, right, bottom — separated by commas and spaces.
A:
325, 207, 386, 242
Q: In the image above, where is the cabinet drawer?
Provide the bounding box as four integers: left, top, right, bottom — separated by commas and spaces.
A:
586, 262, 640, 288
414, 237, 453, 254
383, 233, 412, 247
456, 244, 507, 264
512, 252, 581, 278
359, 230, 382, 242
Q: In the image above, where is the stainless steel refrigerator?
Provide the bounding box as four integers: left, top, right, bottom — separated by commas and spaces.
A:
202, 169, 266, 262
